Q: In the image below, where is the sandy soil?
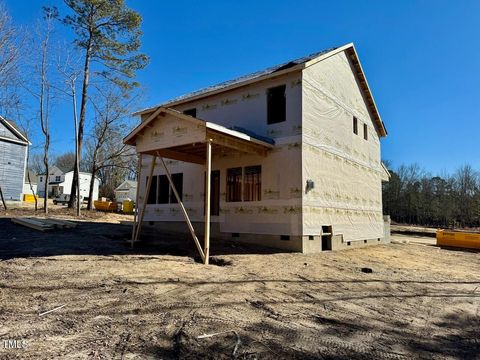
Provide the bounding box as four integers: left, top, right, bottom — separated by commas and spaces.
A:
1, 203, 133, 224
0, 215, 479, 359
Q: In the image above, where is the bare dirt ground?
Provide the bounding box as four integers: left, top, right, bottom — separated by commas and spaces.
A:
1, 202, 133, 224
0, 210, 479, 359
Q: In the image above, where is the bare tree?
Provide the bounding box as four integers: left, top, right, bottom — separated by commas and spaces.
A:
55, 47, 83, 215
84, 87, 137, 209
53, 152, 76, 172
54, 0, 148, 209
29, 153, 45, 174
0, 2, 22, 116
25, 8, 57, 214
383, 162, 480, 228
17, 115, 39, 211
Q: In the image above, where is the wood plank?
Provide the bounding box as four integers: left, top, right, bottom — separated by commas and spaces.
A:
156, 148, 205, 165
11, 218, 53, 231
38, 218, 77, 228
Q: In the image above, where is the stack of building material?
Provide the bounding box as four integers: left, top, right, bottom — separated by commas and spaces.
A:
37, 218, 77, 229
11, 217, 77, 231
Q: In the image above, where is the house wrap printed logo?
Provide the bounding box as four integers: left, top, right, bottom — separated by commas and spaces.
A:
3, 339, 28, 349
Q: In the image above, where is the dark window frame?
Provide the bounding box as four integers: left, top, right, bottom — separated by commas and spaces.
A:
353, 116, 358, 135
226, 167, 243, 202
183, 108, 197, 118
243, 165, 261, 202
146, 176, 158, 204
363, 123, 368, 140
158, 175, 169, 204
170, 173, 183, 203
147, 173, 183, 205
267, 85, 287, 125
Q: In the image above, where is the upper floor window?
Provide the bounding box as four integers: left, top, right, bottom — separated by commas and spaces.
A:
39, 176, 43, 182
267, 85, 286, 124
183, 108, 197, 117
353, 116, 358, 135
55, 176, 61, 182
363, 123, 368, 140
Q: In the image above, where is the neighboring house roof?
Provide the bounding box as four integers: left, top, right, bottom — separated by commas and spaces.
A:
48, 181, 64, 185
115, 180, 137, 191
0, 116, 30, 144
56, 164, 72, 173
134, 43, 387, 137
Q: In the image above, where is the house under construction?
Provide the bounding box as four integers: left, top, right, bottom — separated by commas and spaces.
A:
124, 43, 390, 263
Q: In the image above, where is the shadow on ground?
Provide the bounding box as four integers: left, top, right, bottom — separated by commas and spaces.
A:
0, 218, 286, 261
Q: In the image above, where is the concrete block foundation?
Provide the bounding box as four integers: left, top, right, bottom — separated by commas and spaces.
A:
144, 217, 392, 254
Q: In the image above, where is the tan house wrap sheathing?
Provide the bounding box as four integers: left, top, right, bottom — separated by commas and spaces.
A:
302, 51, 385, 241
128, 43, 389, 252
136, 71, 304, 237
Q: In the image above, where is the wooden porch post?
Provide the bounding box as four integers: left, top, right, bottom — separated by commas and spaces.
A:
133, 154, 156, 245
131, 153, 143, 248
204, 139, 212, 265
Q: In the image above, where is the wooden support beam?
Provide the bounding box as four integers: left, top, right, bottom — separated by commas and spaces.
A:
157, 153, 206, 263
206, 130, 269, 156
156, 148, 205, 165
133, 154, 156, 244
204, 139, 212, 265
131, 153, 143, 247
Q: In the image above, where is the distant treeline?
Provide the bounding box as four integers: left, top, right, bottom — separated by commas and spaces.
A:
382, 163, 480, 228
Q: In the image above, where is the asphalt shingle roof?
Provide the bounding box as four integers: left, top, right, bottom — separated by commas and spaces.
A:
139, 46, 339, 112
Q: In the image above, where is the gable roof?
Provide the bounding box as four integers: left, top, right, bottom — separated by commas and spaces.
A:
55, 164, 73, 173
134, 43, 387, 137
124, 107, 275, 149
0, 116, 30, 144
115, 180, 137, 191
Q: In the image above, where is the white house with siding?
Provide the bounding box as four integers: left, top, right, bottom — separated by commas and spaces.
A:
0, 116, 29, 201
125, 43, 390, 258
37, 166, 100, 201
115, 180, 137, 202
23, 170, 37, 196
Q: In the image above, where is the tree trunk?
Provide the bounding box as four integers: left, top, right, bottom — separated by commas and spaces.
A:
0, 184, 7, 210
68, 37, 92, 208
87, 165, 96, 210
43, 159, 49, 214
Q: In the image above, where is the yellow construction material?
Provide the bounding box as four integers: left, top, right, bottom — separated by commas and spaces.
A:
436, 230, 480, 250
94, 200, 118, 212
23, 194, 41, 203
122, 200, 134, 214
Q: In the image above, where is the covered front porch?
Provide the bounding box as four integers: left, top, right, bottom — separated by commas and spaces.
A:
124, 107, 274, 264
48, 182, 65, 197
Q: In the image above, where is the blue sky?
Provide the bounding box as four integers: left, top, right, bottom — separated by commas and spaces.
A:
4, 0, 480, 173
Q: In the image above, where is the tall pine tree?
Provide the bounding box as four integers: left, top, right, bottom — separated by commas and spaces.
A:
57, 0, 148, 210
